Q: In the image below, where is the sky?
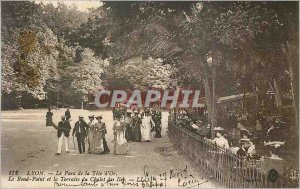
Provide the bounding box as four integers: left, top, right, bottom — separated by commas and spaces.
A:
35, 1, 103, 12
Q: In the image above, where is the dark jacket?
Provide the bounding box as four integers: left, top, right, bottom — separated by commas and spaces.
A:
57, 121, 71, 138
237, 148, 248, 157
65, 110, 71, 120
72, 121, 87, 137
152, 111, 162, 123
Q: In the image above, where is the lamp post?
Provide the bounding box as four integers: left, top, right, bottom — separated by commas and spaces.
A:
206, 50, 222, 134
206, 52, 216, 131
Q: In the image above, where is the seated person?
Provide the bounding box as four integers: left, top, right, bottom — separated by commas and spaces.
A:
236, 138, 259, 159
191, 121, 210, 137
191, 120, 200, 132
265, 118, 285, 142
236, 142, 248, 157
207, 127, 229, 149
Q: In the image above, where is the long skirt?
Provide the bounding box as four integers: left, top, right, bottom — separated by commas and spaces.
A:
103, 137, 110, 153
88, 130, 104, 154
113, 130, 128, 155
46, 118, 53, 126
141, 123, 152, 141
132, 125, 141, 142
154, 122, 162, 138
125, 124, 133, 142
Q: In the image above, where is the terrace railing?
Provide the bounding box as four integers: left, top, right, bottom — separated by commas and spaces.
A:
168, 120, 297, 188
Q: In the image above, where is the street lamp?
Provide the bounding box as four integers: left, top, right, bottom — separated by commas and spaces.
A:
206, 50, 222, 134
206, 51, 216, 132
195, 2, 204, 12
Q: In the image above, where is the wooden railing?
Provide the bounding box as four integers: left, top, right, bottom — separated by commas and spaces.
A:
168, 122, 297, 188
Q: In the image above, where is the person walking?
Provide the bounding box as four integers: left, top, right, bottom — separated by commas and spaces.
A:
112, 114, 128, 155
152, 108, 162, 138
46, 108, 53, 126
87, 115, 95, 153
141, 109, 154, 142
132, 110, 142, 142
53, 115, 71, 155
87, 115, 104, 154
72, 116, 87, 154
65, 108, 71, 121
95, 115, 110, 154
125, 111, 133, 142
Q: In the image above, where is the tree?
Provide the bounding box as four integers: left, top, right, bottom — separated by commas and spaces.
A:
1, 1, 86, 108
1, 28, 60, 108
113, 57, 172, 90
69, 48, 105, 95
40, 2, 89, 41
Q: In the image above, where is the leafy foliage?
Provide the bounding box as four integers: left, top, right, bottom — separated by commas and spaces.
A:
69, 48, 105, 95
114, 57, 172, 90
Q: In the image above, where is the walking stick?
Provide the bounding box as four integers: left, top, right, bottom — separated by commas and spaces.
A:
73, 135, 76, 152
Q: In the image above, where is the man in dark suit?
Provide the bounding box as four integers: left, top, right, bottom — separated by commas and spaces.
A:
53, 115, 71, 155
72, 116, 87, 154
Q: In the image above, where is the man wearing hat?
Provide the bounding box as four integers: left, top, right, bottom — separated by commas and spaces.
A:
72, 116, 88, 154
237, 138, 251, 157
53, 115, 71, 155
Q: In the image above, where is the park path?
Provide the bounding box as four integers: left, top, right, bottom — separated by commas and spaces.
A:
1, 109, 219, 188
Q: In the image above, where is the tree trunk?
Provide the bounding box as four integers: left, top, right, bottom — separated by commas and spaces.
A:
282, 41, 298, 130
269, 79, 282, 108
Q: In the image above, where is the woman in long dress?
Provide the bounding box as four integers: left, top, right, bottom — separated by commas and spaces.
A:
141, 110, 154, 142
96, 115, 110, 154
89, 116, 104, 154
132, 110, 142, 142
112, 115, 128, 155
46, 108, 53, 126
125, 112, 133, 142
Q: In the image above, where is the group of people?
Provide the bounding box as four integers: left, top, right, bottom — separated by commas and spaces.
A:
170, 108, 286, 161
51, 113, 110, 155
46, 106, 163, 156
114, 106, 163, 142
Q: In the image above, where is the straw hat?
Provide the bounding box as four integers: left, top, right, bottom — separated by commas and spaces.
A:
213, 127, 225, 132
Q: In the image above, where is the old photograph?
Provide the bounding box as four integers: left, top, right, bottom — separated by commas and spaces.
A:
1, 1, 299, 188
